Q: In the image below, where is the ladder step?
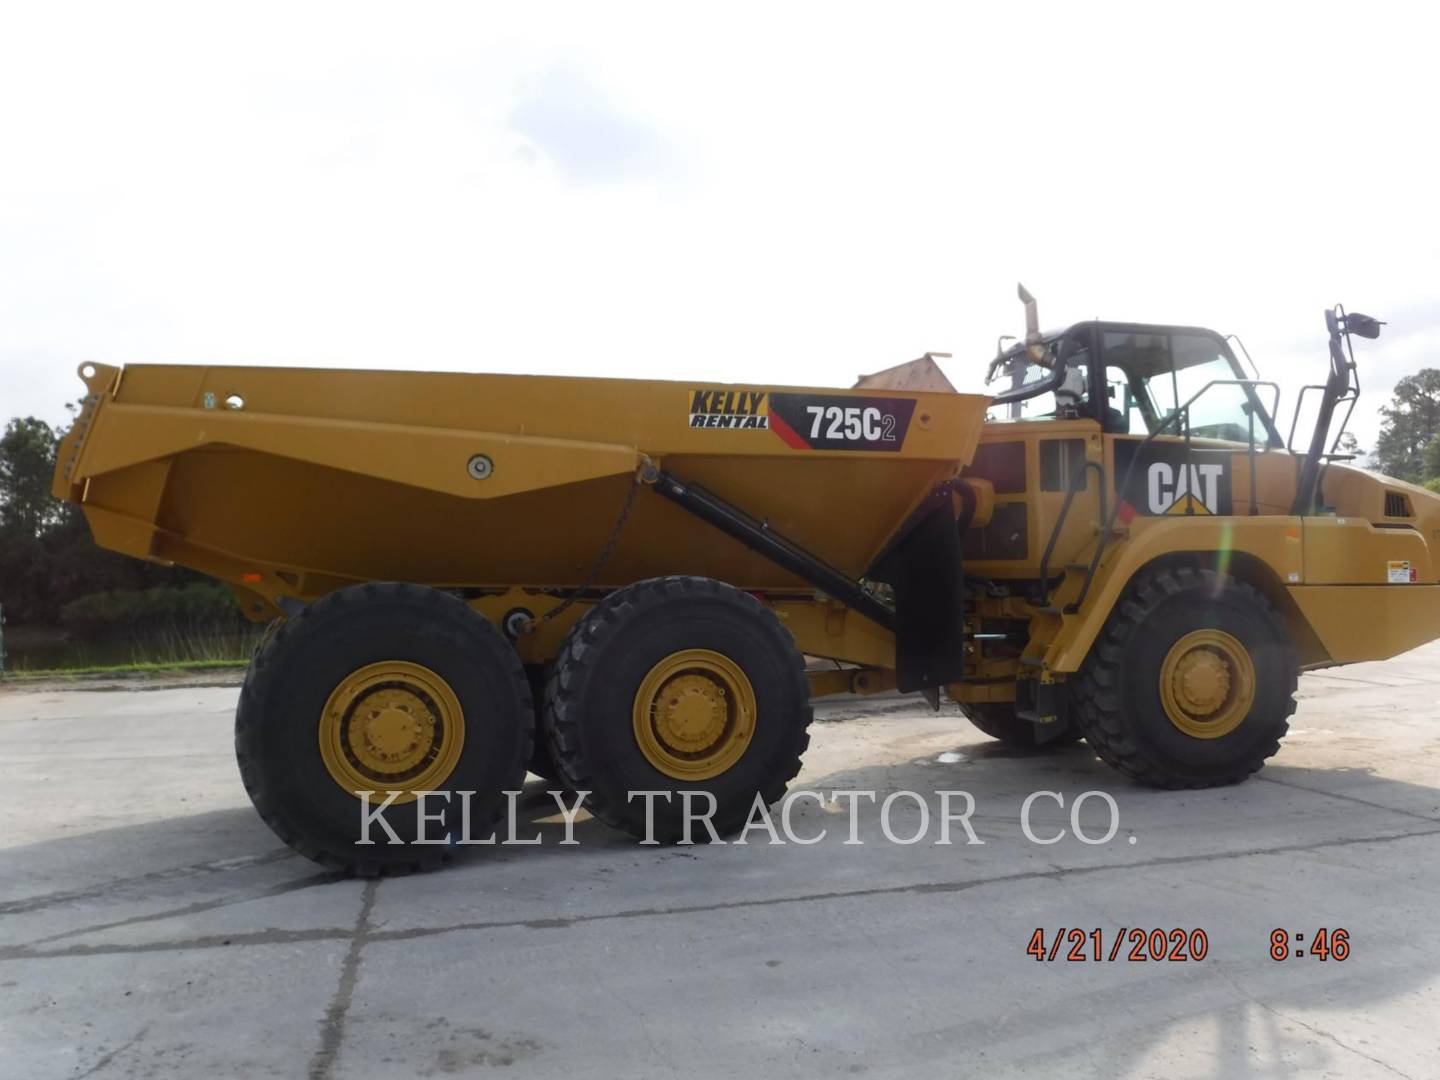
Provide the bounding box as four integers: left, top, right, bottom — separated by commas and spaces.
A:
1019, 655, 1046, 668
1036, 606, 1064, 616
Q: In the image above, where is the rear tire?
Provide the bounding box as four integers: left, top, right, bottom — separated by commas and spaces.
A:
1071, 566, 1296, 788
961, 702, 1080, 748
544, 576, 812, 843
235, 583, 531, 875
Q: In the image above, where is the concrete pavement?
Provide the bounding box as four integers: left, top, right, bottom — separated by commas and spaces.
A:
3, 644, 1440, 1078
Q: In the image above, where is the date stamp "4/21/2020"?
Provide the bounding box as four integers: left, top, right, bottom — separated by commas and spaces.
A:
1024, 928, 1352, 963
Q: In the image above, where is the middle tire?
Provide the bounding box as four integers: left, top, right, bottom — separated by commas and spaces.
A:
961, 702, 1080, 748
524, 664, 559, 780
544, 576, 812, 843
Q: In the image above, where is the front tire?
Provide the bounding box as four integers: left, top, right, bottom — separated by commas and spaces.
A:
544, 576, 812, 843
1071, 566, 1296, 788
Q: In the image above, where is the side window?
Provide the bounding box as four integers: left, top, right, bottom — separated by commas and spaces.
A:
1102, 332, 1172, 432
1053, 334, 1092, 418
984, 333, 1091, 423
1104, 366, 1145, 434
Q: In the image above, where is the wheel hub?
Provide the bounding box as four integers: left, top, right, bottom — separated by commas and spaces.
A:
1159, 629, 1255, 739
633, 649, 756, 780
1176, 651, 1231, 716
319, 661, 465, 803
653, 673, 729, 752
353, 689, 430, 766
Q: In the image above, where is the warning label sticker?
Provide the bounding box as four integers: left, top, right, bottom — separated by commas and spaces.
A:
1387, 560, 1416, 584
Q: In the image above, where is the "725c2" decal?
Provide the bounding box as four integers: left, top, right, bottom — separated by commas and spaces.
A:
805, 404, 896, 443
768, 393, 917, 451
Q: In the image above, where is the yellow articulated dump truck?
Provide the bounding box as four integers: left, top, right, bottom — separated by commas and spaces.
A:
51, 288, 1440, 873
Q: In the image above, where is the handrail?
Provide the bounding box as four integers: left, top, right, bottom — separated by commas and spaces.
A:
1287, 386, 1360, 457
1037, 459, 1107, 609
1291, 305, 1363, 515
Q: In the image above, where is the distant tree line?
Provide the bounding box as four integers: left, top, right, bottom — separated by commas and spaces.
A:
0, 412, 231, 628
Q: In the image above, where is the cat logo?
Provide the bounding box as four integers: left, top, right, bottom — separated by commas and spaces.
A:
1148, 461, 1225, 516
1114, 442, 1233, 518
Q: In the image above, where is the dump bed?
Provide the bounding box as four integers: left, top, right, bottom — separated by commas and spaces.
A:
53, 363, 990, 617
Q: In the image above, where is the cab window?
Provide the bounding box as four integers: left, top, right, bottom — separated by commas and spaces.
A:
1101, 330, 1269, 444
986, 334, 1094, 423
1103, 366, 1145, 434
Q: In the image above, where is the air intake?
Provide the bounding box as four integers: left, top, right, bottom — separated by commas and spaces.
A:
1384, 491, 1412, 518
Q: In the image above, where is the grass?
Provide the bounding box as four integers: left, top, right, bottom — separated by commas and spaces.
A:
2, 658, 249, 680
2, 623, 266, 676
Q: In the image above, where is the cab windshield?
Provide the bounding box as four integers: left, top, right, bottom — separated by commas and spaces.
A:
1102, 330, 1280, 445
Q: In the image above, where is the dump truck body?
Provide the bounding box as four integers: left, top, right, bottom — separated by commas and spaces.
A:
55, 363, 985, 615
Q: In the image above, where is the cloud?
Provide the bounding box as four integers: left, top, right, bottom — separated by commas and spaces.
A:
508, 66, 676, 185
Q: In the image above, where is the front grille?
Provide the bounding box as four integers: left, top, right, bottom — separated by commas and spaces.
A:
1384, 491, 1411, 518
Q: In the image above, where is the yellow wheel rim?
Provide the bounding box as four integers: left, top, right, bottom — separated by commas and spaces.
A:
1158, 629, 1255, 739
632, 648, 756, 781
319, 660, 465, 804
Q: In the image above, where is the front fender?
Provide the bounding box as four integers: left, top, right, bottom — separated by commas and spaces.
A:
1047, 515, 1305, 673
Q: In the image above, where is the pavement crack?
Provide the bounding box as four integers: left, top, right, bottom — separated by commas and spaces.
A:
1258, 774, 1440, 824
1207, 963, 1417, 1079
26, 870, 344, 948
0, 849, 295, 916
7, 823, 1437, 963
0, 926, 355, 961
69, 1023, 150, 1079
307, 879, 378, 1080
1251, 996, 1415, 1079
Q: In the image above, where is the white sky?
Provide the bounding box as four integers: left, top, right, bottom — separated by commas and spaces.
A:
2, 1, 1437, 452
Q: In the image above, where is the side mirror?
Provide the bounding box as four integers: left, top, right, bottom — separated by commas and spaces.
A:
1344, 312, 1384, 339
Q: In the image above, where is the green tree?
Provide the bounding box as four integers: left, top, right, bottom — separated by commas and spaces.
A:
0, 417, 60, 623
1425, 426, 1440, 483
0, 417, 60, 540
1, 412, 206, 625
1372, 369, 1440, 483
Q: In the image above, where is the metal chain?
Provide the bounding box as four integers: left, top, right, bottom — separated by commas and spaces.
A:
525, 460, 651, 633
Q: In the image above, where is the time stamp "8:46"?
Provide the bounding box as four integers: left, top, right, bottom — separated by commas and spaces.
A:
1024, 927, 1351, 962
1271, 927, 1350, 961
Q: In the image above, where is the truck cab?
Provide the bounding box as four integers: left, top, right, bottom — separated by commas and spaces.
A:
961, 295, 1440, 705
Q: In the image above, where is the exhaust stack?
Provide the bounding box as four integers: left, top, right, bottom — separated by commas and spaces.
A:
1018, 282, 1040, 349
